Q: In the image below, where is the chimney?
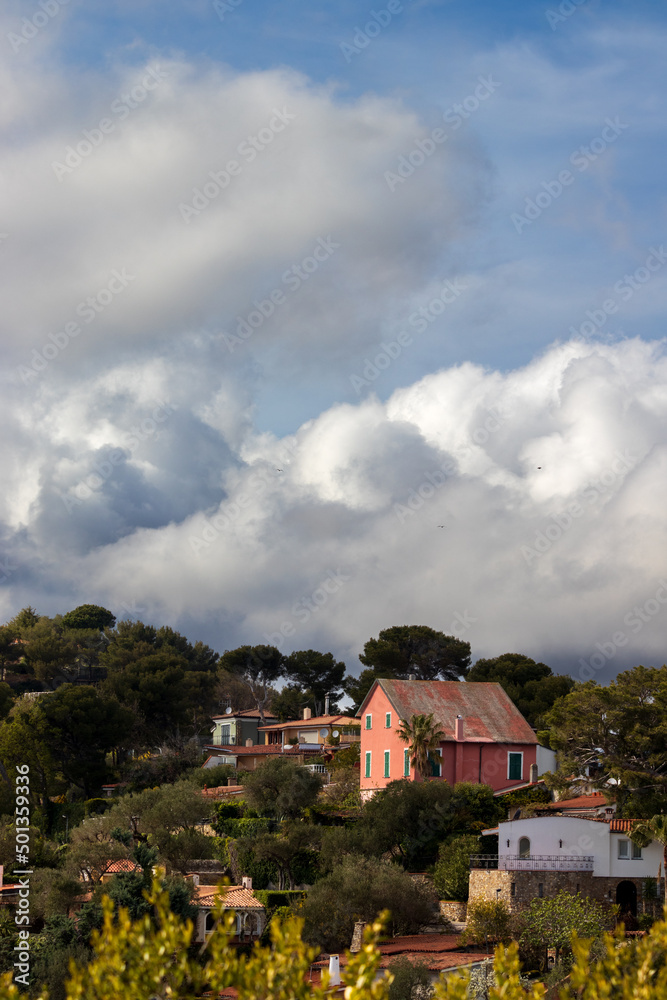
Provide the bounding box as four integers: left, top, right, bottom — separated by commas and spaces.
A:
242, 876, 253, 890
245, 738, 254, 747
303, 708, 312, 720
328, 955, 341, 986
192, 873, 200, 887
530, 763, 538, 783
408, 673, 416, 682
350, 921, 366, 953
324, 695, 330, 716
227, 777, 234, 786
455, 715, 464, 741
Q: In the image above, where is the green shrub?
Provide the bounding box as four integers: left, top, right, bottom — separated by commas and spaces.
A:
215, 817, 273, 838
433, 834, 479, 901
386, 955, 431, 1000
253, 890, 306, 909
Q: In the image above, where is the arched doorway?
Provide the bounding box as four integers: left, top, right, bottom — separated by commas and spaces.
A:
518, 837, 530, 859
616, 880, 637, 916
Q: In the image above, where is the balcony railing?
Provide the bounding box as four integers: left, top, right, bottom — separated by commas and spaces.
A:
470, 854, 594, 872
212, 735, 237, 745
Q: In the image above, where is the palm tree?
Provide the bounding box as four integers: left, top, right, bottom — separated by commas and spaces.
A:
397, 713, 446, 780
631, 815, 667, 902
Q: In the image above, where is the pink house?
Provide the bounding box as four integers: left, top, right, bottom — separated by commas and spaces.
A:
357, 679, 540, 801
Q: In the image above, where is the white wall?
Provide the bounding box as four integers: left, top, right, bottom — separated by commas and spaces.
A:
536, 745, 557, 775
498, 816, 662, 878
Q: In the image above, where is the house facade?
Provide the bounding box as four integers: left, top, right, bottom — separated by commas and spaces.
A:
210, 709, 279, 747
357, 679, 544, 801
203, 743, 322, 772
193, 877, 266, 944
469, 815, 662, 916
258, 709, 361, 748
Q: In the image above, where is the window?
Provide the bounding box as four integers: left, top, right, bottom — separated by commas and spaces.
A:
384, 750, 390, 778
385, 712, 392, 728
511, 883, 516, 897
365, 714, 372, 730
508, 752, 523, 781
219, 724, 231, 743
538, 883, 544, 898
518, 837, 530, 859
404, 748, 410, 777
618, 840, 629, 859
365, 751, 371, 778
632, 843, 642, 859
429, 748, 442, 777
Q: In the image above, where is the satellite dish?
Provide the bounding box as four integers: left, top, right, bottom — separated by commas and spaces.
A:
225, 707, 233, 715
332, 730, 340, 738
320, 728, 329, 737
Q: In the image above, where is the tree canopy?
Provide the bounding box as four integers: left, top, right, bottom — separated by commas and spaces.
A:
283, 650, 346, 716
62, 605, 116, 632
359, 625, 471, 681
219, 645, 285, 724
242, 756, 322, 819
467, 652, 574, 727
544, 665, 667, 813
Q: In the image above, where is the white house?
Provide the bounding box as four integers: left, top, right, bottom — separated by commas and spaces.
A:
470, 815, 663, 915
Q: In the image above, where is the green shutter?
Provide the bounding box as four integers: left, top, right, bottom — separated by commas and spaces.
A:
385, 712, 391, 728
384, 750, 390, 778
365, 752, 371, 778
365, 714, 372, 730
403, 748, 410, 777
508, 753, 522, 780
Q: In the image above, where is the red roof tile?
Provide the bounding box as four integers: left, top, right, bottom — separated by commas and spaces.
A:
550, 794, 610, 810
205, 744, 321, 756
195, 885, 265, 909
258, 715, 360, 731
212, 710, 279, 720
362, 680, 537, 745
609, 819, 639, 832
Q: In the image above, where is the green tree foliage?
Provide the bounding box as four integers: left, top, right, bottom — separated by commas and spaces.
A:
516, 890, 610, 969
0, 627, 20, 683
544, 665, 667, 811
20, 618, 79, 684
355, 780, 501, 868
5, 606, 39, 633
283, 650, 346, 716
242, 757, 322, 819
218, 644, 285, 724
462, 899, 513, 947
387, 955, 431, 1000
433, 834, 480, 901
241, 825, 321, 890
397, 712, 446, 779
343, 668, 378, 712
103, 650, 214, 742
61, 605, 116, 632
299, 854, 437, 951
34, 685, 135, 796
466, 652, 575, 727
270, 682, 311, 722
632, 815, 667, 896
359, 625, 471, 681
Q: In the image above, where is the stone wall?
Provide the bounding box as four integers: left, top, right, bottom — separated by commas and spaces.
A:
439, 901, 467, 921
469, 869, 652, 914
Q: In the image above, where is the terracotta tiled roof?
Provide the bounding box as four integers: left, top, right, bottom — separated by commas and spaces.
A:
102, 859, 140, 875
205, 744, 321, 756
550, 794, 610, 810
609, 819, 639, 832
195, 885, 265, 909
212, 710, 279, 720
361, 680, 537, 745
201, 784, 244, 797
258, 715, 360, 731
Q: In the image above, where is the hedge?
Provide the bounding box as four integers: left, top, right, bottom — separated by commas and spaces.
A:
253, 890, 307, 909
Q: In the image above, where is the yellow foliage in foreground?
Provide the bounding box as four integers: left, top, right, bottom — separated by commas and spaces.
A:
2, 882, 667, 999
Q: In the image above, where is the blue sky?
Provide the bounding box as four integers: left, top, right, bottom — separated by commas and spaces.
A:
1, 0, 666, 678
